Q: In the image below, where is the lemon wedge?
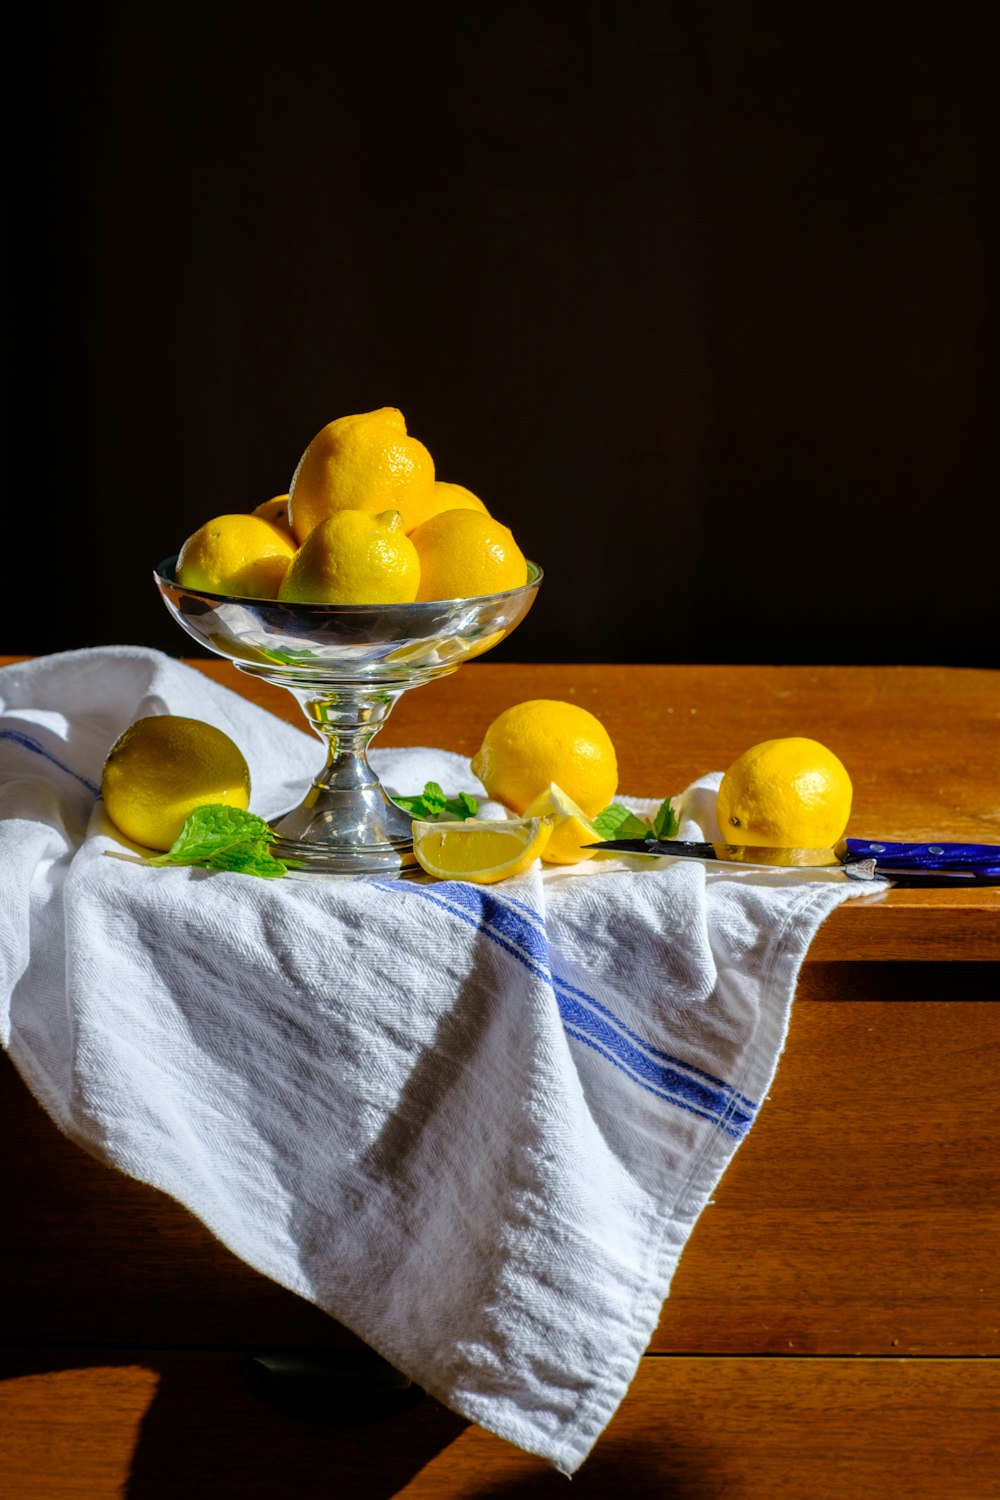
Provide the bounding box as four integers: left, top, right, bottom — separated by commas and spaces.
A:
524, 782, 602, 865
411, 816, 552, 883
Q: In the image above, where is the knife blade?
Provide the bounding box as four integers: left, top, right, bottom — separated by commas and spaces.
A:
585, 837, 1000, 886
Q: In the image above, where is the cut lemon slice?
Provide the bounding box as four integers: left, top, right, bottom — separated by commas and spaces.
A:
525, 782, 601, 865
411, 816, 552, 883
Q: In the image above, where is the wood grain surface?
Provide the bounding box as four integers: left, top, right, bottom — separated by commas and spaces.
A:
1, 1350, 997, 1500
2, 656, 998, 1495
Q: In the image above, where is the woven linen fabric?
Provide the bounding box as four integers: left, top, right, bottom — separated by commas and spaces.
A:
0, 647, 879, 1473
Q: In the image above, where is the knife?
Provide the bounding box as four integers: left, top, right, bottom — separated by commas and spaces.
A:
586, 837, 1000, 886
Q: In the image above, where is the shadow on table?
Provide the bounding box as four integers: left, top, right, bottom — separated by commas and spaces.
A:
1, 1346, 741, 1497
0, 1347, 467, 1499
129, 1354, 469, 1500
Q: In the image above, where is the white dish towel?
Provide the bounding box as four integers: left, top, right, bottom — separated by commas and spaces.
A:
0, 646, 880, 1473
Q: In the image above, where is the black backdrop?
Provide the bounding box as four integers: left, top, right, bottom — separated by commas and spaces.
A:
4, 1, 998, 665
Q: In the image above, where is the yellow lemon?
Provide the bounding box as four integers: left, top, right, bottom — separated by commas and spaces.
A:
252, 494, 293, 536
409, 509, 528, 601
287, 407, 436, 541
412, 816, 552, 883
525, 782, 602, 865
176, 513, 296, 598
470, 700, 618, 817
411, 480, 490, 530
278, 509, 420, 605
101, 715, 251, 852
715, 737, 853, 848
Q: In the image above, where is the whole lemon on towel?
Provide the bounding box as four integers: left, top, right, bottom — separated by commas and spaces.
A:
471, 700, 618, 818
715, 737, 853, 849
101, 715, 251, 852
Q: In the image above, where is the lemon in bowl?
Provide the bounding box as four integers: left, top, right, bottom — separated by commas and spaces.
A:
288, 407, 436, 540
278, 510, 420, 606
176, 513, 297, 599
409, 509, 528, 602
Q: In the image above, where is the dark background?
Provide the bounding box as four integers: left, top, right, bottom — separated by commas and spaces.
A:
3, 0, 998, 666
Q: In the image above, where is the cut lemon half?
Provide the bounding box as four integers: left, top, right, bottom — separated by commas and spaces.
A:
411, 816, 552, 883
525, 782, 601, 865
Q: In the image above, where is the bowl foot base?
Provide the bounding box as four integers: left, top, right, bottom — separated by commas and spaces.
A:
268, 781, 418, 877
271, 831, 418, 877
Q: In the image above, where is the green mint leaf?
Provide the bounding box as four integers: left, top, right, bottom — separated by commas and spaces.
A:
652, 798, 679, 840
592, 803, 653, 841
389, 792, 430, 816
444, 790, 479, 820
144, 804, 296, 878
149, 804, 275, 865
206, 847, 290, 879
391, 782, 479, 821
421, 781, 447, 815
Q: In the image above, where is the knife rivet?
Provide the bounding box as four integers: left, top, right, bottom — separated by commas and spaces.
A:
928, 845, 944, 854
869, 843, 885, 853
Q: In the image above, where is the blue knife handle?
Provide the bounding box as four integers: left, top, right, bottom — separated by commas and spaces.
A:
844, 838, 1000, 882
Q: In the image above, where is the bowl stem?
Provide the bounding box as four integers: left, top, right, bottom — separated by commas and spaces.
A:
266, 682, 417, 874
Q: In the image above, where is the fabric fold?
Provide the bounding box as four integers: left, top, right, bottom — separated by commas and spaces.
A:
0, 647, 878, 1471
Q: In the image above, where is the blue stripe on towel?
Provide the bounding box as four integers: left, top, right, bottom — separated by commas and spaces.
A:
560, 1023, 746, 1137
376, 878, 756, 1140
556, 990, 753, 1137
383, 880, 553, 985
0, 728, 101, 797
470, 887, 754, 1109
435, 883, 756, 1134
441, 881, 553, 969
552, 971, 758, 1114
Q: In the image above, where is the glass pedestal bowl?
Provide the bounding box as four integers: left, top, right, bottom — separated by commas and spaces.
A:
154, 557, 542, 875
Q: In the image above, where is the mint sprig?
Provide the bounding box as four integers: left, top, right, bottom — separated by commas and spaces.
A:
593, 797, 679, 843
391, 781, 678, 845
145, 804, 295, 878
391, 781, 479, 821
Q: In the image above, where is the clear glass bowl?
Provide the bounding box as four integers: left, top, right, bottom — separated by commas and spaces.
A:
154, 557, 542, 874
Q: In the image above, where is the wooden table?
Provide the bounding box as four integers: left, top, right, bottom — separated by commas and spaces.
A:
2, 659, 999, 1498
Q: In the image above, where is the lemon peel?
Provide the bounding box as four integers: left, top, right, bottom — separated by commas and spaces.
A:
176, 513, 296, 599
716, 736, 853, 849
101, 715, 251, 853
470, 699, 618, 818
410, 509, 528, 602
278, 509, 420, 605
